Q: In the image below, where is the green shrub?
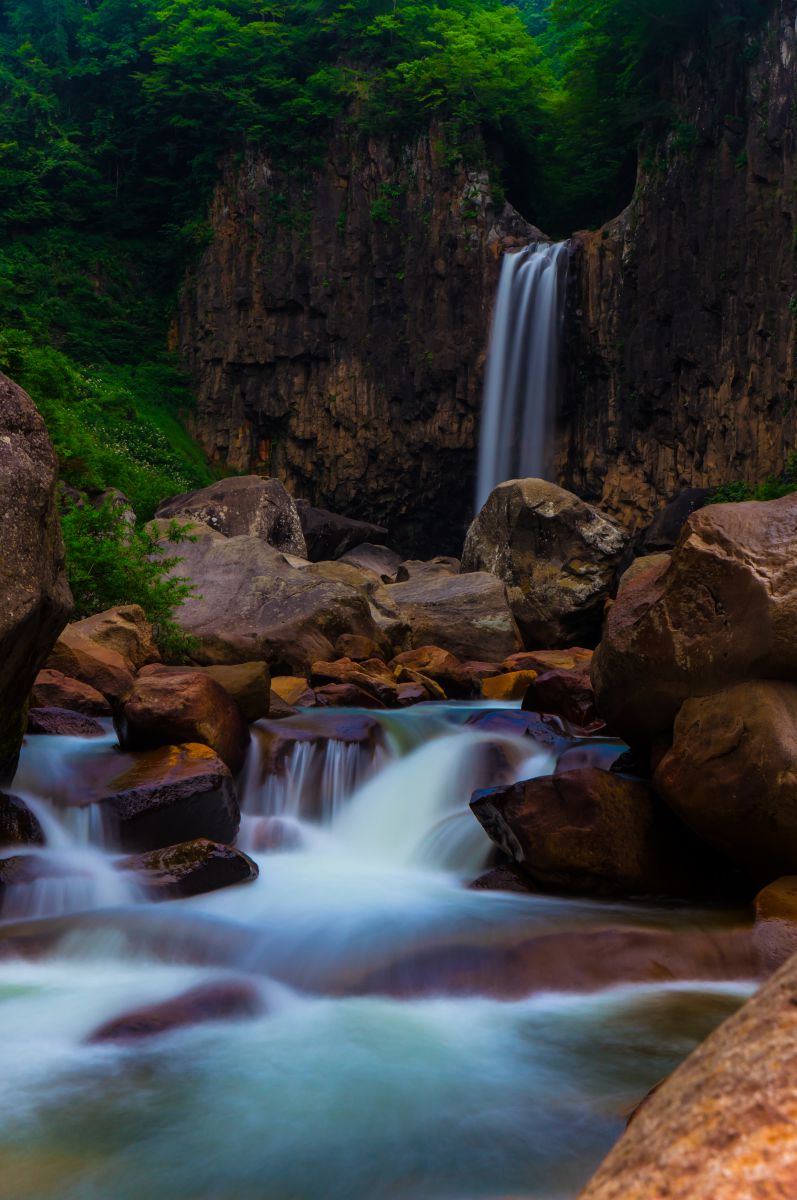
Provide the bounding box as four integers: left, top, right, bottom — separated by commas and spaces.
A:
62, 500, 200, 663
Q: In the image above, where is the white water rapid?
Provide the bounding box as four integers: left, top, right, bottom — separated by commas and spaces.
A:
1, 704, 755, 1200
477, 241, 569, 509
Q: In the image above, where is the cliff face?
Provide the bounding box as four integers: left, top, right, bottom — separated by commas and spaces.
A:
560, 0, 797, 529
177, 129, 533, 555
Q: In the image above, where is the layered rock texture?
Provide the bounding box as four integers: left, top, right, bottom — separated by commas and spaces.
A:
0, 372, 72, 780
176, 127, 533, 555
562, 0, 797, 527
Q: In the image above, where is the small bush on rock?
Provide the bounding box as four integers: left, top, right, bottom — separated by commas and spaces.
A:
62, 500, 198, 661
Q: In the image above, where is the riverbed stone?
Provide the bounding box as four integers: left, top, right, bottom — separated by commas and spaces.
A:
86, 980, 265, 1044
0, 793, 44, 847
98, 743, 240, 853
157, 475, 307, 556
310, 657, 399, 706
115, 672, 249, 774
462, 479, 629, 647
67, 605, 159, 673
0, 371, 73, 780
654, 680, 797, 880
390, 646, 472, 698
26, 707, 106, 738
119, 838, 258, 899
481, 670, 538, 702
522, 668, 604, 732
577, 950, 797, 1200
592, 493, 797, 745
138, 662, 270, 723
388, 573, 522, 662
31, 669, 111, 717
471, 767, 716, 898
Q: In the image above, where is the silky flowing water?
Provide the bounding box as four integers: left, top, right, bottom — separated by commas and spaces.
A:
1, 705, 755, 1200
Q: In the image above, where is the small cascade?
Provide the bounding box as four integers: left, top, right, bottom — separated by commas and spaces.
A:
476, 240, 569, 509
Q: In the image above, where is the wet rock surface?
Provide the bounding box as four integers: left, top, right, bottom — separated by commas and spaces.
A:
87, 980, 265, 1044
120, 837, 258, 899
0, 793, 44, 847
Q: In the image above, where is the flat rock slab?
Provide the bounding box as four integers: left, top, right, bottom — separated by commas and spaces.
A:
27, 707, 106, 738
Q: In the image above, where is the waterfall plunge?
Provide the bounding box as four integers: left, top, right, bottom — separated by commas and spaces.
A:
476, 240, 569, 510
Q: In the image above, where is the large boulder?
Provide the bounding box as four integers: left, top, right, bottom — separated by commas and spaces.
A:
592, 494, 797, 745
119, 838, 258, 900
45, 626, 134, 704
0, 793, 44, 847
138, 662, 270, 723
654, 680, 797, 880
461, 479, 628, 647
471, 767, 716, 898
155, 523, 380, 674
338, 543, 402, 582
577, 952, 797, 1200
157, 475, 307, 557
115, 671, 249, 773
66, 605, 159, 672
97, 743, 240, 852
295, 500, 387, 561
388, 571, 522, 662
31, 669, 111, 717
0, 372, 73, 779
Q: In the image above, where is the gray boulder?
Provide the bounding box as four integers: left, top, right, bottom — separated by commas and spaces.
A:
157, 475, 306, 557
388, 571, 521, 662
461, 479, 629, 647
295, 500, 388, 561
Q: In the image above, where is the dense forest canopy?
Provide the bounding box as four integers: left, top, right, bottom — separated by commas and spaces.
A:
0, 0, 762, 516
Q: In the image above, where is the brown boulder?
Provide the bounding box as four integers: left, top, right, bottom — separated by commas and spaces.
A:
522, 668, 604, 732
138, 661, 270, 723
389, 647, 477, 699
115, 671, 249, 773
270, 676, 316, 707
462, 479, 628, 647
46, 627, 134, 704
592, 494, 797, 745
31, 669, 111, 717
0, 793, 44, 846
577, 952, 797, 1200
471, 767, 716, 898
157, 475, 307, 556
334, 634, 383, 662
503, 648, 593, 674
393, 666, 446, 701
310, 657, 399, 707
67, 605, 159, 672
98, 743, 240, 853
388, 571, 522, 662
87, 980, 265, 1044
314, 683, 385, 708
465, 709, 567, 751
27, 707, 106, 738
395, 682, 430, 706
481, 670, 538, 702
153, 523, 379, 674
119, 838, 258, 899
654, 681, 797, 880
0, 371, 73, 779
753, 876, 797, 972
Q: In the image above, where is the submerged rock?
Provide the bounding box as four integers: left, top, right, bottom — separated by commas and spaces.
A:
654, 680, 797, 880
592, 493, 797, 745
98, 743, 240, 853
26, 707, 106, 738
116, 671, 249, 773
119, 838, 258, 899
0, 793, 44, 847
462, 479, 628, 647
31, 669, 111, 717
0, 371, 73, 780
577, 951, 797, 1200
471, 767, 718, 898
86, 980, 265, 1044
157, 475, 307, 557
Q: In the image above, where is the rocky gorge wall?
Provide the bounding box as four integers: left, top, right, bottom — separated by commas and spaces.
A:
560, 0, 797, 529
176, 128, 533, 556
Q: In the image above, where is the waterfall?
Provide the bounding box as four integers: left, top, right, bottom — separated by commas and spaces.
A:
476, 240, 569, 510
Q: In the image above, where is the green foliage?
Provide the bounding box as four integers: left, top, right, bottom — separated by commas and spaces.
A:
62, 500, 199, 661
708, 452, 797, 505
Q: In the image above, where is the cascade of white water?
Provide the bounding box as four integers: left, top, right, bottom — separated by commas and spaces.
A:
476, 240, 569, 509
